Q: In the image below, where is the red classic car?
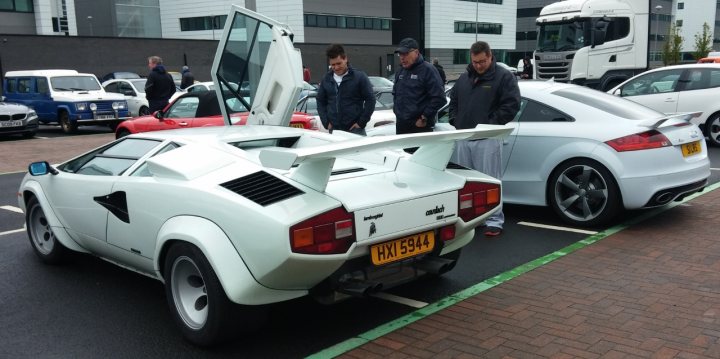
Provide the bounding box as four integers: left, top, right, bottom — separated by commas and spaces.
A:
115, 91, 316, 138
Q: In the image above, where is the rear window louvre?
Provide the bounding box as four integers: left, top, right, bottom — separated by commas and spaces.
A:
331, 167, 366, 176
220, 171, 304, 206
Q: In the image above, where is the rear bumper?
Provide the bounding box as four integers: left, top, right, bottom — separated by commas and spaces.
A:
643, 178, 707, 207
619, 161, 710, 209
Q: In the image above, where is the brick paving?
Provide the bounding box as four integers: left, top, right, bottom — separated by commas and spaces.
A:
341, 188, 720, 358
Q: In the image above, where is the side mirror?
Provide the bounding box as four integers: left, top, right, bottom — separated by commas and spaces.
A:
28, 161, 58, 176
591, 20, 609, 48
153, 110, 163, 120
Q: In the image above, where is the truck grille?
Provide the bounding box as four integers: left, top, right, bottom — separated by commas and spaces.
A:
91, 101, 115, 113
536, 55, 574, 82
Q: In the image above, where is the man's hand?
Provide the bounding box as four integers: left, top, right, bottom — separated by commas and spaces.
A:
415, 115, 427, 128
328, 123, 333, 134
349, 123, 360, 130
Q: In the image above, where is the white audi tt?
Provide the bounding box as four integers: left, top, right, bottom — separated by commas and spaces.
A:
17, 6, 510, 346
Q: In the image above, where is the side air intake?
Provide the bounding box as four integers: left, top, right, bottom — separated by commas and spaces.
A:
220, 171, 304, 206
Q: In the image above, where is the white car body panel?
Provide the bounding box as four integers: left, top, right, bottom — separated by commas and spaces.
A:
368, 80, 711, 215
102, 79, 149, 117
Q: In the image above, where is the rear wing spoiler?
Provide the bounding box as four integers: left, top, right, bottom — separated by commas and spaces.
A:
639, 112, 702, 129
260, 125, 512, 191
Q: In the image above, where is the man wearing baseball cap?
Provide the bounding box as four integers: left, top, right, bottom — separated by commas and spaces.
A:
392, 37, 446, 134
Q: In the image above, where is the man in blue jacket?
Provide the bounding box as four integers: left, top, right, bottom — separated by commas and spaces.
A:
316, 44, 375, 135
449, 41, 521, 237
392, 38, 446, 134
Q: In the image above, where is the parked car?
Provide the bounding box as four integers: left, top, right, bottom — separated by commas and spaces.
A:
368, 76, 394, 93
368, 80, 711, 227
2, 70, 131, 133
102, 78, 150, 117
168, 71, 182, 87
100, 71, 141, 82
295, 92, 396, 131
0, 101, 39, 138
116, 91, 316, 138
18, 5, 510, 346
497, 62, 519, 77
608, 64, 720, 146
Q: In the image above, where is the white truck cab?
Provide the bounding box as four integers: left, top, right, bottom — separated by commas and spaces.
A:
535, 0, 649, 91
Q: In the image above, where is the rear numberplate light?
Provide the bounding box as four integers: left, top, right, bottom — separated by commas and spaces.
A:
458, 181, 501, 222
290, 207, 355, 254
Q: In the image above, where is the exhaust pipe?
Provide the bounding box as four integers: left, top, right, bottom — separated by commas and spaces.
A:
414, 256, 456, 275
654, 192, 674, 205
336, 280, 383, 297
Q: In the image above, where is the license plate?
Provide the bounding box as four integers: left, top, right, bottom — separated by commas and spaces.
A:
290, 123, 304, 129
94, 114, 116, 120
370, 231, 435, 266
0, 120, 23, 128
681, 140, 701, 157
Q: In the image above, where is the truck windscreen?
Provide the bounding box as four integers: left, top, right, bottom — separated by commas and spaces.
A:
537, 19, 591, 52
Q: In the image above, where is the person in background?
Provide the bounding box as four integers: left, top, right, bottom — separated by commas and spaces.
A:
521, 57, 533, 79
449, 41, 520, 237
392, 38, 446, 135
145, 56, 176, 113
432, 58, 447, 84
180, 65, 194, 89
316, 44, 375, 135
303, 65, 311, 83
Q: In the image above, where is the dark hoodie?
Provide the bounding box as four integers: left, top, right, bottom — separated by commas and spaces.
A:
145, 64, 176, 112
449, 60, 520, 129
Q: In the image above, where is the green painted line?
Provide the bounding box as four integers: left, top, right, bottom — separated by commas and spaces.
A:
308, 181, 720, 359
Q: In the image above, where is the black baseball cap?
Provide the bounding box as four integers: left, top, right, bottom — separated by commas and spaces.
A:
395, 37, 419, 54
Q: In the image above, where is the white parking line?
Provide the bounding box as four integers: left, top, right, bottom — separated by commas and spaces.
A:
0, 205, 23, 214
0, 228, 25, 236
517, 221, 598, 235
370, 292, 428, 308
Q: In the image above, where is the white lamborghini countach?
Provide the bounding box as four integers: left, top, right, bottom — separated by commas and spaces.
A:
17, 6, 511, 346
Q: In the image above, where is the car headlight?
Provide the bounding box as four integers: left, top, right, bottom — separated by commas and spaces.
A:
89, 103, 97, 111
27, 110, 38, 119
112, 102, 126, 110
76, 103, 88, 111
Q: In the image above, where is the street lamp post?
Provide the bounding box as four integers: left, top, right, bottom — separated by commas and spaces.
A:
653, 5, 662, 66
524, 31, 528, 57
475, 0, 479, 42
87, 16, 93, 36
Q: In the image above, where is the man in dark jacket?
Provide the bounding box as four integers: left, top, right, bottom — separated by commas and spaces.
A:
449, 41, 520, 237
392, 38, 446, 134
145, 56, 176, 113
316, 44, 375, 135
180, 65, 194, 89
432, 58, 447, 84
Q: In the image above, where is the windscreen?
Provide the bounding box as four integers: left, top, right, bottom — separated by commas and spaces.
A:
537, 19, 590, 52
51, 76, 102, 91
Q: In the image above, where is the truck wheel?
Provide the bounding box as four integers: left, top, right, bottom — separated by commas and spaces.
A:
138, 106, 150, 116
705, 112, 720, 147
59, 111, 77, 134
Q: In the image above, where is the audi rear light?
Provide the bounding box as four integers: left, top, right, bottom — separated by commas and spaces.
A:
605, 130, 670, 152
290, 207, 355, 254
458, 181, 501, 222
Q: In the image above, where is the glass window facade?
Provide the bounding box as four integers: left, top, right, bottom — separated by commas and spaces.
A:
115, 0, 161, 38
454, 21, 502, 35
180, 15, 227, 31
304, 13, 391, 31
0, 0, 33, 12
457, 0, 502, 4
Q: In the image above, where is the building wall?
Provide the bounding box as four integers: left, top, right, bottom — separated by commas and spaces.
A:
673, 0, 716, 58
74, 0, 113, 36
159, 0, 244, 40
302, 0, 392, 45
0, 12, 36, 34
256, 0, 304, 42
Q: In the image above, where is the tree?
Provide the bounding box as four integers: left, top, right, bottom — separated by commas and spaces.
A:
662, 24, 683, 65
693, 22, 713, 60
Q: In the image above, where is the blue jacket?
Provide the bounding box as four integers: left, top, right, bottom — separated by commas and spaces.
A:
316, 66, 376, 130
392, 54, 446, 131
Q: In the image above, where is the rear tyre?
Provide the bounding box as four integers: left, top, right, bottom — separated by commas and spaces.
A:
59, 111, 77, 134
26, 196, 69, 264
548, 159, 620, 227
164, 243, 235, 346
705, 112, 720, 147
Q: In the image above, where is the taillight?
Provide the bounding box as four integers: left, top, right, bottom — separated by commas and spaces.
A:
605, 130, 670, 152
290, 207, 355, 254
440, 225, 456, 241
458, 181, 500, 222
